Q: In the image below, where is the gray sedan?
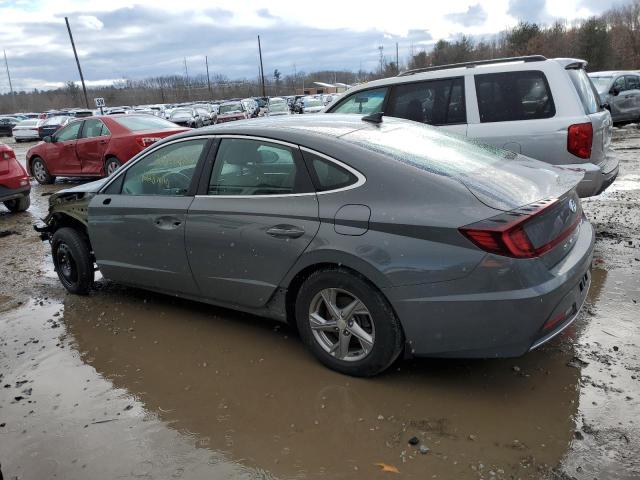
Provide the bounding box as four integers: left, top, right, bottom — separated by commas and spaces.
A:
38, 115, 594, 376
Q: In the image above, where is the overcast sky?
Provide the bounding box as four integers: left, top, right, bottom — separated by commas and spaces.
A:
0, 0, 627, 93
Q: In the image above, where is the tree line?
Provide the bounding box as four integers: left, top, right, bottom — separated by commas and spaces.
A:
2, 0, 640, 114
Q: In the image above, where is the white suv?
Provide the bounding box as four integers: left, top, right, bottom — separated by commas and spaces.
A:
325, 56, 618, 197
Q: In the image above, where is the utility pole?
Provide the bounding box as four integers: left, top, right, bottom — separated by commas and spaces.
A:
3, 50, 15, 110
293, 63, 297, 94
257, 35, 266, 97
183, 57, 190, 101
205, 55, 212, 97
396, 42, 399, 74
64, 17, 90, 109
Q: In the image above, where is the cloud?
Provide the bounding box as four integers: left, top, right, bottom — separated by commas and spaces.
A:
445, 4, 488, 27
508, 0, 552, 23
77, 15, 104, 31
256, 8, 277, 20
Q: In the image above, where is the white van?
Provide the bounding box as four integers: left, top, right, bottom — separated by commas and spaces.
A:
325, 56, 618, 197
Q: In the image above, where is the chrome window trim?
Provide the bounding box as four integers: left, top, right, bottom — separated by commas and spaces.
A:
99, 134, 214, 193
194, 136, 366, 199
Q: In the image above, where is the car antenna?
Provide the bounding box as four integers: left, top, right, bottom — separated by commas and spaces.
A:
362, 111, 383, 124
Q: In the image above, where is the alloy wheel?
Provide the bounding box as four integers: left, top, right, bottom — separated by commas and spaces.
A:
33, 160, 47, 183
308, 288, 375, 362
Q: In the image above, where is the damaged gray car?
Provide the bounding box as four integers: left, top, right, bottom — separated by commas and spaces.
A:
36, 115, 594, 376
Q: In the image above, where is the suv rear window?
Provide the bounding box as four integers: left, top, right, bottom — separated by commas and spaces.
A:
567, 69, 602, 115
475, 70, 555, 122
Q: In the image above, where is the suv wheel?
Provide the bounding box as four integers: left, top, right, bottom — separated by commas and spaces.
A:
295, 268, 404, 377
51, 228, 94, 295
3, 195, 30, 212
31, 157, 55, 184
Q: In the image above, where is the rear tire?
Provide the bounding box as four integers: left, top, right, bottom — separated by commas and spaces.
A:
31, 157, 55, 184
3, 195, 30, 212
295, 268, 404, 377
51, 227, 94, 295
104, 157, 121, 176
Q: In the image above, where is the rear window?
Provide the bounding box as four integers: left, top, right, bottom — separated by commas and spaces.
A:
116, 115, 179, 131
475, 70, 555, 122
567, 69, 601, 115
343, 123, 510, 179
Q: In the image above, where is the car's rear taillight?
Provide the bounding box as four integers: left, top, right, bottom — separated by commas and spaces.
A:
567, 122, 592, 159
136, 137, 162, 148
459, 197, 582, 259
1, 150, 16, 161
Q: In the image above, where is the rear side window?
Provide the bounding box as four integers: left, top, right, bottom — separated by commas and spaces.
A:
387, 77, 466, 125
81, 119, 110, 138
567, 69, 602, 115
475, 71, 555, 122
329, 88, 387, 115
302, 151, 358, 192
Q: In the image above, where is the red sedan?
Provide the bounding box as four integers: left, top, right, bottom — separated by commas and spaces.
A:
0, 142, 30, 212
26, 115, 189, 184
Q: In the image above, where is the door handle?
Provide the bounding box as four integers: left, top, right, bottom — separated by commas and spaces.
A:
102, 198, 111, 205
266, 225, 305, 239
99, 139, 108, 144
154, 216, 182, 230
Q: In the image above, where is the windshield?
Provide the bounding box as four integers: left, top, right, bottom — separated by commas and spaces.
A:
304, 99, 323, 107
220, 103, 242, 114
589, 75, 613, 92
116, 115, 180, 131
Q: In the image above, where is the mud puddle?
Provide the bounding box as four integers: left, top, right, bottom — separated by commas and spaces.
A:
1, 279, 592, 479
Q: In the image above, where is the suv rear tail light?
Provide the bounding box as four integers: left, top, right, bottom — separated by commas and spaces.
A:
1, 150, 16, 161
136, 137, 162, 148
459, 197, 582, 259
567, 123, 592, 159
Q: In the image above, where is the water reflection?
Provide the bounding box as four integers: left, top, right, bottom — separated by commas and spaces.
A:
61, 281, 585, 478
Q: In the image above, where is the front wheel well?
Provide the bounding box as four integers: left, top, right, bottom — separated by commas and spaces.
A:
48, 213, 92, 250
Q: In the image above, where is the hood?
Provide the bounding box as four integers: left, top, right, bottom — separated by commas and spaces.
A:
54, 177, 108, 196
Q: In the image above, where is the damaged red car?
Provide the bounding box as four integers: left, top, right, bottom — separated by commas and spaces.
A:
26, 114, 189, 184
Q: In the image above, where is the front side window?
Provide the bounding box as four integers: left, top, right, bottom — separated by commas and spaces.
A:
475, 70, 555, 123
120, 139, 207, 196
81, 119, 110, 139
208, 138, 310, 196
55, 121, 82, 142
613, 76, 626, 92
625, 75, 640, 91
329, 88, 388, 115
387, 77, 466, 125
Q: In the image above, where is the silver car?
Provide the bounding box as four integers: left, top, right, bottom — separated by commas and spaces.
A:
326, 56, 618, 198
589, 71, 640, 125
38, 115, 594, 377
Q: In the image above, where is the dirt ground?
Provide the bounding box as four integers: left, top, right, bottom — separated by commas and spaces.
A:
0, 133, 638, 480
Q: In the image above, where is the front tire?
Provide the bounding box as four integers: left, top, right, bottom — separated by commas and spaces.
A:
295, 268, 404, 377
3, 195, 30, 212
104, 157, 121, 176
51, 228, 94, 295
31, 157, 55, 184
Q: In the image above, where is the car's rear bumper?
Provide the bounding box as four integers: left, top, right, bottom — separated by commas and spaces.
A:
571, 155, 619, 197
0, 184, 30, 203
384, 220, 595, 358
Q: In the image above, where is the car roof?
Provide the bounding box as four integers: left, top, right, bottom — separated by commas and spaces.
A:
588, 71, 635, 76
169, 114, 415, 144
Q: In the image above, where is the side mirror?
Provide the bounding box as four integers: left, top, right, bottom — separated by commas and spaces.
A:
43, 136, 52, 143
610, 87, 620, 96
